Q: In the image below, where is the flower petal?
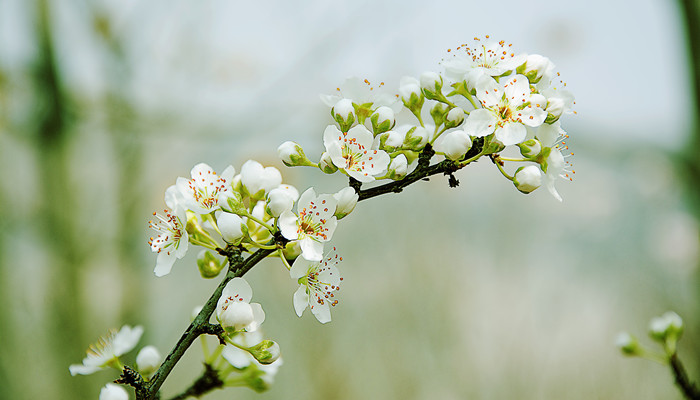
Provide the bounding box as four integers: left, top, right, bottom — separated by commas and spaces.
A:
293, 285, 309, 317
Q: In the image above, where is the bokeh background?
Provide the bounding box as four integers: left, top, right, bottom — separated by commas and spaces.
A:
1, 0, 699, 398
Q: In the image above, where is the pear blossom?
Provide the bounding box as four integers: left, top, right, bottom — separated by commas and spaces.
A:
541, 87, 575, 122
176, 163, 236, 215
517, 54, 555, 84
321, 76, 399, 112
463, 74, 546, 145
387, 154, 408, 180
217, 211, 246, 243
148, 204, 188, 277
323, 125, 391, 183
278, 141, 313, 167
535, 121, 573, 202
441, 37, 526, 90
69, 325, 144, 376
279, 188, 338, 261
290, 248, 343, 323
216, 278, 265, 333
240, 160, 282, 199
99, 384, 128, 400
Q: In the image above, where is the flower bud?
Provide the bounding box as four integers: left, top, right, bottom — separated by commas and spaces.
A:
434, 130, 472, 161
333, 187, 359, 219
445, 107, 465, 128
240, 160, 283, 200
420, 71, 442, 94
266, 185, 299, 217
513, 165, 542, 194
136, 345, 161, 376
615, 332, 640, 356
247, 340, 281, 365
387, 154, 408, 180
319, 152, 338, 174
649, 311, 684, 342
519, 138, 542, 158
430, 103, 447, 127
218, 301, 255, 331
399, 76, 423, 111
99, 384, 128, 400
217, 212, 247, 243
197, 250, 224, 278
403, 126, 430, 151
542, 89, 575, 123
370, 106, 395, 134
517, 54, 554, 84
278, 141, 314, 167
332, 99, 356, 131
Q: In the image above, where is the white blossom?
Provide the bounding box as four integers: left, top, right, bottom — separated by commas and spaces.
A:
323, 125, 390, 183
240, 160, 282, 199
279, 188, 338, 261
99, 384, 128, 400
216, 278, 265, 332
290, 248, 343, 323
333, 187, 358, 219
136, 345, 161, 376
69, 325, 143, 376
434, 130, 472, 161
442, 38, 526, 90
176, 163, 236, 215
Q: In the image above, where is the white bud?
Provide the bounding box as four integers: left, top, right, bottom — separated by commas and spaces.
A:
332, 98, 355, 121
99, 384, 128, 400
434, 130, 472, 161
136, 345, 161, 376
615, 332, 639, 356
399, 76, 421, 101
277, 141, 310, 167
650, 311, 684, 341
513, 165, 542, 194
241, 160, 282, 199
404, 126, 430, 150
446, 107, 465, 125
419, 71, 441, 91
520, 54, 555, 83
319, 152, 338, 174
519, 138, 542, 158
371, 106, 395, 133
388, 154, 408, 180
333, 187, 358, 219
217, 212, 246, 242
218, 301, 255, 331
267, 185, 299, 217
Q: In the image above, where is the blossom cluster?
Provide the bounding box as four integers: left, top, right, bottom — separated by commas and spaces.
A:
279, 36, 575, 200
70, 37, 576, 398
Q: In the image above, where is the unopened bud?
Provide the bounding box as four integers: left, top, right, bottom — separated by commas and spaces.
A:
99, 384, 128, 400
403, 126, 430, 150
387, 154, 408, 180
247, 340, 281, 365
430, 103, 447, 127
278, 141, 314, 167
434, 130, 471, 161
197, 250, 224, 278
332, 98, 355, 131
615, 332, 640, 356
399, 76, 424, 111
333, 187, 358, 220
445, 107, 465, 128
649, 311, 684, 342
513, 165, 542, 194
217, 212, 247, 243
267, 185, 299, 217
519, 138, 542, 158
319, 152, 338, 174
516, 54, 554, 84
370, 106, 395, 134
218, 302, 255, 332
420, 71, 442, 96
136, 345, 161, 376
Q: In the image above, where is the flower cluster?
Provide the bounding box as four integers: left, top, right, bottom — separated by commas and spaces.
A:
71, 37, 576, 398
280, 36, 575, 200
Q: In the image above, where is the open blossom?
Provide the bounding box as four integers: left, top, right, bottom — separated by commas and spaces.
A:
278, 188, 337, 261
323, 125, 391, 183
69, 325, 143, 376
148, 204, 188, 277
290, 248, 343, 324
216, 278, 265, 332
176, 163, 236, 215
441, 37, 526, 90
463, 74, 546, 146
240, 160, 282, 199
535, 121, 573, 202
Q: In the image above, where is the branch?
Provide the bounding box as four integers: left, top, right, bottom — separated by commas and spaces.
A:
670, 353, 700, 400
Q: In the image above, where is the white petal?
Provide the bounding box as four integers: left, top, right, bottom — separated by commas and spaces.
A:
248, 302, 265, 332
278, 210, 299, 241
113, 325, 144, 356
300, 238, 323, 261
310, 301, 332, 324
293, 285, 309, 317
69, 363, 102, 376
290, 257, 314, 279
463, 109, 497, 137
222, 344, 252, 368
154, 251, 177, 277
222, 277, 253, 303
495, 123, 527, 146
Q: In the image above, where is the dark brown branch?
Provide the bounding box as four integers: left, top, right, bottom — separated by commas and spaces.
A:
670, 353, 700, 400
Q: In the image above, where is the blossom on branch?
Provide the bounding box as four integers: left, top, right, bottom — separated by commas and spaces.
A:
279, 188, 338, 261
69, 325, 143, 376
290, 248, 343, 323
217, 278, 265, 333
176, 163, 236, 215
323, 125, 390, 183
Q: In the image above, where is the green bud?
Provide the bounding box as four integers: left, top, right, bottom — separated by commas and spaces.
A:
332, 99, 355, 132
247, 340, 281, 365
197, 250, 224, 278
430, 103, 447, 127
277, 141, 315, 167
370, 106, 395, 135
403, 126, 429, 151
318, 152, 338, 174
615, 332, 640, 356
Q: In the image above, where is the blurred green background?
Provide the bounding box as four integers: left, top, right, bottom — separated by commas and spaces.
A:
1, 0, 699, 398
